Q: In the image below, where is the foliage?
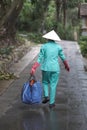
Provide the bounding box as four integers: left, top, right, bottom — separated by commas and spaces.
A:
27, 33, 46, 44
67, 0, 84, 8
79, 36, 87, 42
18, 1, 34, 30
0, 71, 16, 80
44, 0, 57, 31
67, 8, 80, 27
17, 0, 84, 38
18, 0, 82, 41
18, 0, 50, 32
79, 36, 87, 57
16, 33, 25, 45
0, 0, 86, 43
0, 47, 13, 55
57, 23, 74, 40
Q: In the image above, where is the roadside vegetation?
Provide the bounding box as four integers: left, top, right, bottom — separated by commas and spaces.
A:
79, 36, 87, 58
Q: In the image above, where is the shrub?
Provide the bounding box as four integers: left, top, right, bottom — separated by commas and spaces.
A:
27, 33, 46, 44
57, 23, 74, 40
79, 36, 87, 42
0, 47, 13, 55
79, 36, 87, 57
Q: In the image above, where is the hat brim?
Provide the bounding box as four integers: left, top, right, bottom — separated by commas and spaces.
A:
42, 30, 61, 41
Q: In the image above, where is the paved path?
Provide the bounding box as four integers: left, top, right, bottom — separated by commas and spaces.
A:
0, 41, 87, 130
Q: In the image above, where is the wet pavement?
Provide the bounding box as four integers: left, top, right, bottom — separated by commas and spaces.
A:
0, 41, 87, 130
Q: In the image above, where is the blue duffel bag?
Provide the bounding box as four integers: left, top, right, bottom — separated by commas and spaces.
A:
21, 75, 42, 104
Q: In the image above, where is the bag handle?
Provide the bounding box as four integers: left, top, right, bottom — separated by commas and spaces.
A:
29, 74, 36, 86
29, 74, 36, 81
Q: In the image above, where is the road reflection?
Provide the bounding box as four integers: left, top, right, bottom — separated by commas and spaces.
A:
22, 106, 60, 130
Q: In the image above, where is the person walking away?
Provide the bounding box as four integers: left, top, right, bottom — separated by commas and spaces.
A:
30, 30, 70, 108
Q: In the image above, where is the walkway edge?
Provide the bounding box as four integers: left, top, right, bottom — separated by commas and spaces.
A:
0, 45, 41, 95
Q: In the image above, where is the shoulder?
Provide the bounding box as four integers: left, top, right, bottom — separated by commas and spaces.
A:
55, 42, 62, 49
41, 42, 48, 48
40, 43, 47, 52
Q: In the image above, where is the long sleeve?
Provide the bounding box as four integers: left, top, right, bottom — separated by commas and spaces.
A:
58, 46, 66, 61
37, 45, 45, 64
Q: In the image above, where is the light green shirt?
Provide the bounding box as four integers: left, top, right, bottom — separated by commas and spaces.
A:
37, 41, 66, 72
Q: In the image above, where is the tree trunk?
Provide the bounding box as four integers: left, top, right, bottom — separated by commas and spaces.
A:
0, 0, 24, 40
62, 0, 67, 28
55, 0, 62, 21
55, 0, 62, 31
40, 0, 51, 33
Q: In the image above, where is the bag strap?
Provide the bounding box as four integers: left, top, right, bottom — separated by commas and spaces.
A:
29, 74, 36, 82
29, 74, 36, 86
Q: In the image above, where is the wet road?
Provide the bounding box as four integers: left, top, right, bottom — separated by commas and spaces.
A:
0, 41, 87, 130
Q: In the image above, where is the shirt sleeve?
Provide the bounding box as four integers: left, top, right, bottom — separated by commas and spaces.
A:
37, 45, 45, 64
58, 46, 66, 61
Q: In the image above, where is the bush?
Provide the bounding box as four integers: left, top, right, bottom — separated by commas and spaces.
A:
27, 33, 46, 44
0, 47, 13, 55
79, 36, 87, 42
57, 23, 74, 40
79, 36, 87, 57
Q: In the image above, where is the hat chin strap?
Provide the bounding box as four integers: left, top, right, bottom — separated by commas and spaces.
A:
48, 39, 54, 42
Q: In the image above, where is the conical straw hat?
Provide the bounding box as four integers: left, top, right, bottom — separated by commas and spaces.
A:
42, 30, 61, 41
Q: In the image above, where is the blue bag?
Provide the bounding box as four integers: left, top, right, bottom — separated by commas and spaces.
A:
21, 75, 42, 104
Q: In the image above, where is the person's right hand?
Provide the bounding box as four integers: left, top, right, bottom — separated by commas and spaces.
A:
30, 68, 36, 75
30, 62, 40, 75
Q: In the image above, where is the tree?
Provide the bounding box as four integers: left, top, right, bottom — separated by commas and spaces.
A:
0, 0, 24, 41
31, 0, 51, 32
55, 0, 62, 24
18, 0, 50, 32
55, 0, 84, 28
62, 0, 67, 28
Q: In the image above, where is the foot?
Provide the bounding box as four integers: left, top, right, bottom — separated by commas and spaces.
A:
42, 97, 49, 104
49, 103, 55, 109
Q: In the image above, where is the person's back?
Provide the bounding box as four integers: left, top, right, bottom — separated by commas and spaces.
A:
38, 40, 66, 72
